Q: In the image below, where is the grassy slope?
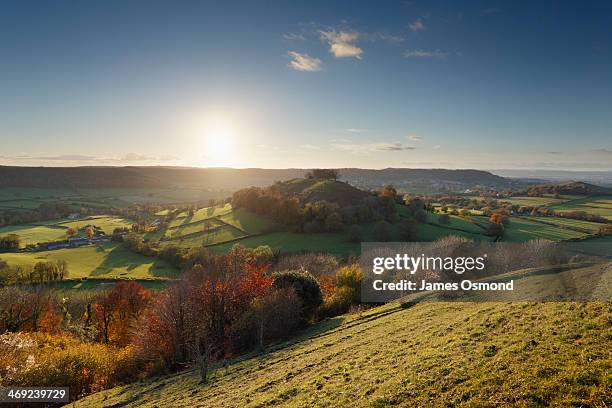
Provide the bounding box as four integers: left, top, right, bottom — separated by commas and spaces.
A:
74, 267, 611, 407
0, 225, 67, 246
0, 244, 177, 280
550, 196, 612, 220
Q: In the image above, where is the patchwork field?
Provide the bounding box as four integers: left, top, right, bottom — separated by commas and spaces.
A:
0, 215, 134, 247
551, 196, 612, 220
502, 217, 590, 242
0, 243, 177, 280
74, 263, 611, 407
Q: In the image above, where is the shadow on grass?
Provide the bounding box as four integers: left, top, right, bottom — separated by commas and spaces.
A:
91, 245, 178, 278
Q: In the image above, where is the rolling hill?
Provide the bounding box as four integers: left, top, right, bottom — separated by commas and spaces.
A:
0, 166, 518, 192
72, 262, 611, 407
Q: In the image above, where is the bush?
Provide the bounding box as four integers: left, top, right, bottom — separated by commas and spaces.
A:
251, 245, 275, 264
0, 332, 137, 401
398, 218, 417, 241
272, 270, 323, 322
373, 220, 392, 242
347, 225, 363, 243
438, 214, 451, 225
414, 209, 428, 223
231, 288, 302, 351
274, 253, 339, 277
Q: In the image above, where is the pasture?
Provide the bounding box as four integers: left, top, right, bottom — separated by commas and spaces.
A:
550, 195, 612, 220
0, 243, 177, 280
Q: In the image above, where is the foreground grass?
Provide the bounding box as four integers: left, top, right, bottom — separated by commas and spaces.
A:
73, 297, 611, 407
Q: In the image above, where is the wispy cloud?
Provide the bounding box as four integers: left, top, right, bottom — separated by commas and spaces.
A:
409, 18, 425, 32
483, 7, 502, 15
283, 33, 306, 41
407, 134, 423, 142
546, 151, 562, 155
287, 51, 322, 72
433, 145, 441, 150
404, 50, 448, 59
299, 144, 320, 150
591, 148, 612, 154
331, 142, 415, 153
344, 128, 368, 133
319, 30, 363, 59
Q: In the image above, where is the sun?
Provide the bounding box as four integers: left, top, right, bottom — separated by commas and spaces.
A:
201, 113, 239, 166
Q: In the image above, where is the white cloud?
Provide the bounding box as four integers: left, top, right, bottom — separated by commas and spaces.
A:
408, 135, 423, 142
404, 50, 448, 59
287, 51, 322, 72
299, 144, 320, 150
409, 18, 425, 32
283, 33, 306, 41
344, 128, 368, 133
433, 145, 441, 150
331, 142, 416, 153
319, 30, 363, 59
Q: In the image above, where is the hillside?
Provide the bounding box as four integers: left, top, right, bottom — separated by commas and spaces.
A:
73, 264, 611, 407
0, 166, 517, 191
524, 181, 612, 196
275, 178, 372, 206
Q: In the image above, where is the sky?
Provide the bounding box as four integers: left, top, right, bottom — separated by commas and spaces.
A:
1, 0, 611, 170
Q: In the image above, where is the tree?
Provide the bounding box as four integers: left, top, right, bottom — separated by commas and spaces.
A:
414, 209, 428, 223
347, 225, 363, 243
325, 212, 344, 232
438, 214, 451, 225
305, 169, 339, 180
373, 220, 392, 242
398, 219, 417, 241
85, 226, 95, 239
0, 234, 20, 251
65, 228, 77, 239
487, 222, 505, 238
272, 270, 323, 322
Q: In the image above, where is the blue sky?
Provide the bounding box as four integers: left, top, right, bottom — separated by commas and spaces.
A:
1, 0, 611, 170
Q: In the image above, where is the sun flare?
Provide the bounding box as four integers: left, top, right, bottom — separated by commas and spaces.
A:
197, 112, 240, 166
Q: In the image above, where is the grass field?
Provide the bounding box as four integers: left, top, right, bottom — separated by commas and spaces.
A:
0, 243, 177, 280
58, 216, 133, 234
217, 208, 273, 234
170, 203, 233, 227
551, 196, 612, 220
564, 235, 612, 257
499, 196, 571, 206
502, 217, 590, 242
0, 224, 67, 246
74, 263, 611, 407
0, 215, 134, 247
528, 216, 604, 233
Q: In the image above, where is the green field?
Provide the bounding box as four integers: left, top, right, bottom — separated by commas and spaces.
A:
74, 263, 611, 407
0, 224, 67, 246
58, 216, 133, 234
550, 196, 612, 220
502, 217, 590, 242
169, 203, 234, 228
0, 243, 177, 280
528, 216, 604, 233
499, 196, 572, 206
0, 216, 134, 247
217, 208, 273, 234
564, 235, 612, 257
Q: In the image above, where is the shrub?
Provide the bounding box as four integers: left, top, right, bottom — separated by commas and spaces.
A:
251, 245, 275, 264
438, 214, 451, 225
274, 253, 339, 277
347, 225, 363, 243
414, 209, 428, 223
398, 218, 417, 241
272, 270, 323, 322
0, 332, 137, 401
373, 220, 392, 241
231, 288, 302, 351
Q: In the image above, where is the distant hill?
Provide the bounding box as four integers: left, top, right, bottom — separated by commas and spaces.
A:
525, 181, 612, 196
0, 166, 517, 191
